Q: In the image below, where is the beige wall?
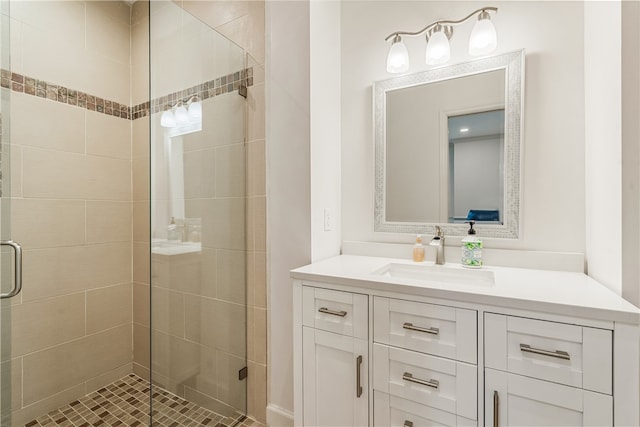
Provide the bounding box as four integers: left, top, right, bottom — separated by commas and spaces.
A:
7, 2, 133, 424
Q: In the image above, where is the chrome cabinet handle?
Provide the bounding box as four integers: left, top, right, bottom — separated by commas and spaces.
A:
404, 421, 414, 427
493, 390, 499, 427
403, 322, 439, 335
520, 344, 571, 360
356, 355, 363, 398
318, 307, 347, 317
0, 241, 22, 299
402, 372, 439, 389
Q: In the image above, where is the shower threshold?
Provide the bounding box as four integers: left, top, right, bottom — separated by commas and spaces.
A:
24, 374, 257, 427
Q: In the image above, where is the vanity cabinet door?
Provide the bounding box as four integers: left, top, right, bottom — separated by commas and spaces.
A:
485, 369, 612, 427
302, 327, 369, 427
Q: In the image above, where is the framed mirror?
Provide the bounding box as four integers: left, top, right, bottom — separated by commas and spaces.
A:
374, 49, 524, 238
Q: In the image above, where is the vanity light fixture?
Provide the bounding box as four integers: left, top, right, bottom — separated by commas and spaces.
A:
160, 95, 203, 128
385, 6, 498, 73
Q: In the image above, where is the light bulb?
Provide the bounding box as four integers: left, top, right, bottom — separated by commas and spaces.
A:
174, 105, 189, 125
469, 12, 497, 56
386, 35, 409, 74
188, 100, 202, 120
160, 110, 176, 128
425, 26, 450, 65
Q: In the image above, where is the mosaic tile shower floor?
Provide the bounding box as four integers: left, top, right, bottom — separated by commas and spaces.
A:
25, 374, 260, 427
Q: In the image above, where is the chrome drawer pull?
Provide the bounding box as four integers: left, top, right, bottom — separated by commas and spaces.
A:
520, 344, 571, 360
318, 307, 347, 317
356, 355, 363, 398
404, 421, 414, 427
402, 372, 439, 389
493, 390, 499, 427
403, 322, 439, 335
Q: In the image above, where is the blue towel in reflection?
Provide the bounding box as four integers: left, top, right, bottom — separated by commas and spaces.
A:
466, 210, 500, 222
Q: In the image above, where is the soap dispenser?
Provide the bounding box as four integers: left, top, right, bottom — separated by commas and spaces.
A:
413, 234, 425, 262
461, 221, 483, 268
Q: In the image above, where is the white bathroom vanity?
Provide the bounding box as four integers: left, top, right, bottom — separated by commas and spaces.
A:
292, 255, 640, 427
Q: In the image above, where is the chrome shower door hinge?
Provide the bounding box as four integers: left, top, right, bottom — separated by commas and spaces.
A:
239, 366, 248, 380
238, 84, 248, 98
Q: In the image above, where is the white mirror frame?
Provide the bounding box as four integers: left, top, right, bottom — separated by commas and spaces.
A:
374, 49, 524, 238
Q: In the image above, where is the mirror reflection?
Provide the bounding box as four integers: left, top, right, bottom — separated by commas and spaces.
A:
374, 50, 523, 238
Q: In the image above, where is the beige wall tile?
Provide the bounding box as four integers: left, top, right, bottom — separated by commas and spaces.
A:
2, 358, 22, 410
11, 293, 85, 357
11, 384, 85, 427
247, 139, 265, 197
199, 248, 217, 299
11, 1, 85, 48
12, 199, 85, 249
83, 51, 131, 106
22, 325, 132, 405
10, 16, 24, 75
200, 198, 245, 251
216, 249, 245, 305
216, 351, 246, 411
251, 307, 266, 365
22, 147, 87, 199
247, 83, 265, 142
86, 155, 132, 201
167, 252, 203, 295
86, 112, 132, 160
215, 143, 245, 198
86, 1, 131, 66
9, 144, 22, 198
253, 251, 267, 309
132, 0, 149, 26
86, 283, 133, 334
86, 201, 132, 243
134, 241, 151, 285
181, 1, 249, 30
247, 361, 267, 423
132, 116, 150, 160
133, 156, 150, 201
253, 196, 266, 252
11, 93, 85, 154
183, 148, 216, 199
151, 287, 184, 337
133, 200, 150, 242
133, 363, 150, 382
134, 324, 150, 369
185, 297, 245, 357
22, 243, 131, 302
88, 1, 132, 26
133, 283, 150, 327
84, 363, 134, 394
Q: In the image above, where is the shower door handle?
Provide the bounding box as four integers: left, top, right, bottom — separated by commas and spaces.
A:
0, 241, 22, 299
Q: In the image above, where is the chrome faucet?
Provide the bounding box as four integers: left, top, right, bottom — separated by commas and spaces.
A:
430, 226, 445, 265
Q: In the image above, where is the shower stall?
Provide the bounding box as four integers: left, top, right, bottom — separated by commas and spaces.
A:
0, 0, 255, 425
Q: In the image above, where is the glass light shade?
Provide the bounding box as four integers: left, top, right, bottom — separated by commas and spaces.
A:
425, 30, 450, 65
174, 105, 190, 125
469, 16, 497, 56
160, 110, 176, 128
386, 37, 410, 74
188, 101, 202, 120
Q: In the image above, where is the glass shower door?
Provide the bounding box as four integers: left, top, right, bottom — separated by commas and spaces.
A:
149, 1, 248, 424
0, 0, 21, 424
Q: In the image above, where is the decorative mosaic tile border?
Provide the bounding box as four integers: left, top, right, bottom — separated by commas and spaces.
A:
1, 68, 253, 122
24, 374, 257, 427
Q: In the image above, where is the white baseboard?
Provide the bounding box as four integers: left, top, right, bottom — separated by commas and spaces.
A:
266, 404, 294, 427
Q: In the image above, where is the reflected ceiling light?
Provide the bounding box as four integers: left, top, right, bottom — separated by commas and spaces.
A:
460, 127, 469, 133
160, 95, 203, 129
384, 7, 498, 74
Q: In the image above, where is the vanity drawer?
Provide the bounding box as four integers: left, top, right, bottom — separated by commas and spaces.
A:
374, 297, 477, 364
373, 343, 477, 420
374, 391, 476, 427
484, 313, 612, 395
302, 286, 368, 339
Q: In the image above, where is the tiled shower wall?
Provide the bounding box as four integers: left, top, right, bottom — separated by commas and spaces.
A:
7, 2, 133, 425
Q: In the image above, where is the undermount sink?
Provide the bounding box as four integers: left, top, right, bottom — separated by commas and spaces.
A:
373, 262, 495, 287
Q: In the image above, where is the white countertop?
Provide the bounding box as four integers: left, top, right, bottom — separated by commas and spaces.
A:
291, 255, 640, 324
